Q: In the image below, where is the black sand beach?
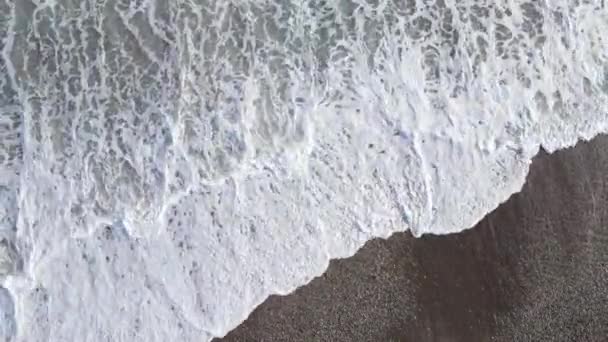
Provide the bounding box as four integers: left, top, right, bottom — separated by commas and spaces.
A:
218, 135, 608, 341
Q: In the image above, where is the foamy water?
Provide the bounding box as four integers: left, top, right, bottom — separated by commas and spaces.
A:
0, 0, 607, 340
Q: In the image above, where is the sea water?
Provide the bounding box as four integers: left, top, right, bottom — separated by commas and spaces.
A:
0, 0, 607, 340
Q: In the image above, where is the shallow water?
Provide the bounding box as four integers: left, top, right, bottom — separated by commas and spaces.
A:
219, 135, 608, 341
0, 0, 607, 340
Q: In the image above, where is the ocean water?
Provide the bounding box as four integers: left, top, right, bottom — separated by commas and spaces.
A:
0, 0, 607, 340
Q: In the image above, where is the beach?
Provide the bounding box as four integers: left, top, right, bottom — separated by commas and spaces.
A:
2, 1, 608, 340
219, 135, 608, 341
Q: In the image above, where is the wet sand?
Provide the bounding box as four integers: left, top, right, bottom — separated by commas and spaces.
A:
218, 135, 608, 341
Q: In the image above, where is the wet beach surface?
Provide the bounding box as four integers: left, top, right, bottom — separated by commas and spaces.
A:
218, 135, 608, 341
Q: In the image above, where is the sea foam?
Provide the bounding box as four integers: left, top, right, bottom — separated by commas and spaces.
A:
0, 0, 607, 340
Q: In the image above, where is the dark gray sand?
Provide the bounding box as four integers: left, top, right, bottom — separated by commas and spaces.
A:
218, 135, 608, 341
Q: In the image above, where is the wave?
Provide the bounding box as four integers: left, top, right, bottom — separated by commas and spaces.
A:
0, 0, 607, 340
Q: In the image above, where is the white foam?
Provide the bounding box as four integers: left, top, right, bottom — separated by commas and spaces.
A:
0, 0, 607, 340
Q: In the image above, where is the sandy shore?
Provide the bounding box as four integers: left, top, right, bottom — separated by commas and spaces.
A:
217, 135, 608, 341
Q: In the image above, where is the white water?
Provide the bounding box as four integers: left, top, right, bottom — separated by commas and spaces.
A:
0, 0, 607, 340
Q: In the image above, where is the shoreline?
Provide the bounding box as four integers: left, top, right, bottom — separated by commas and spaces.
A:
218, 134, 608, 341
